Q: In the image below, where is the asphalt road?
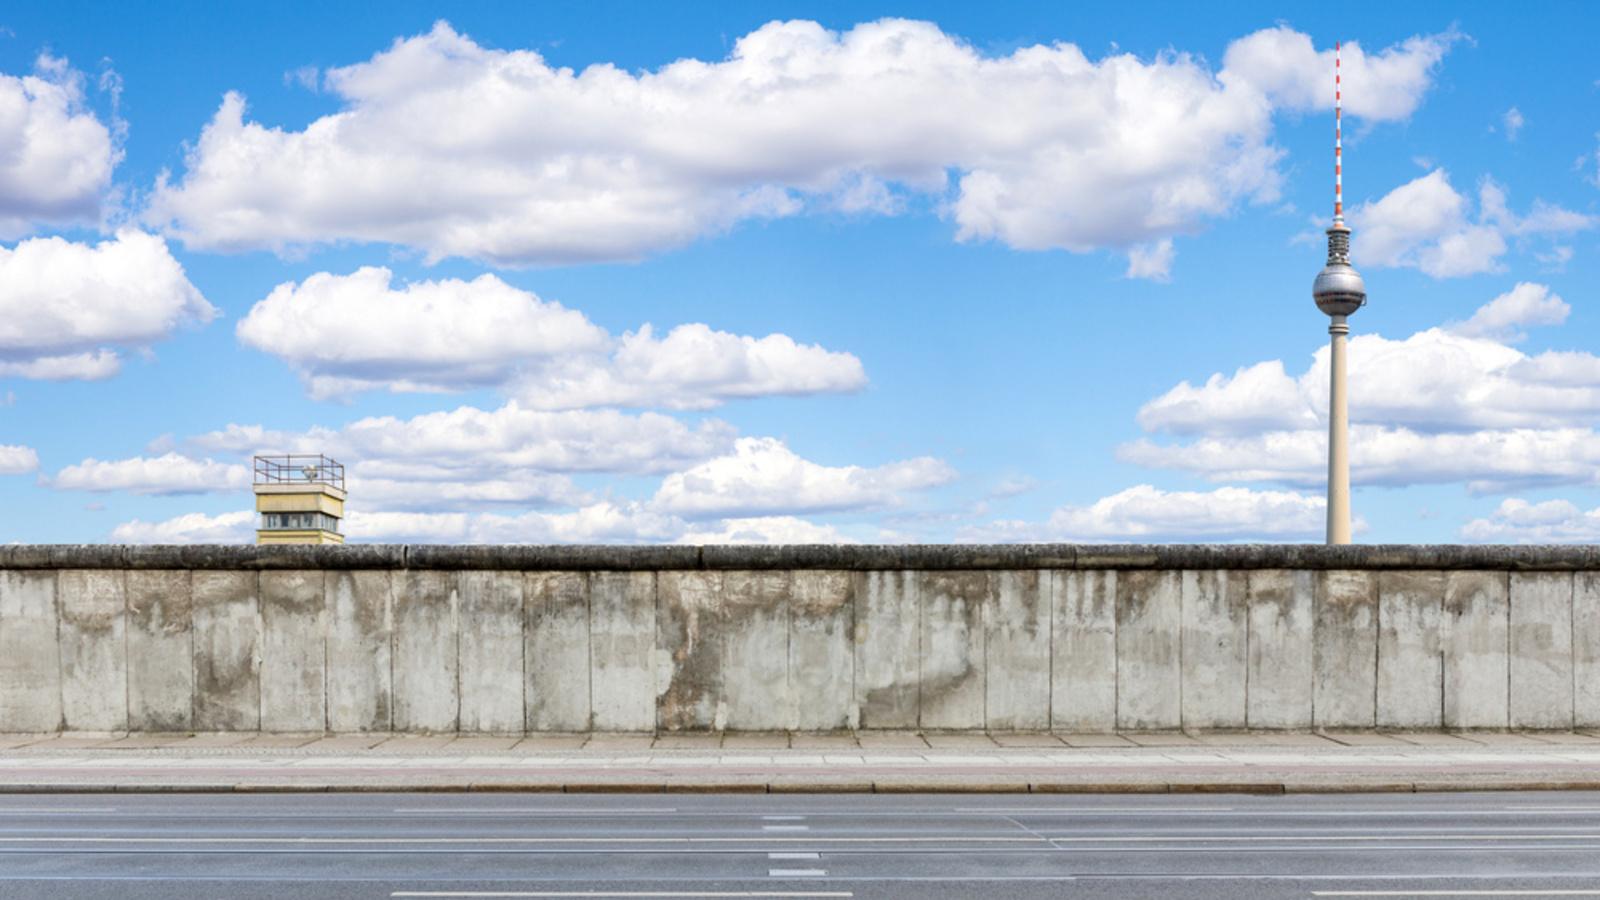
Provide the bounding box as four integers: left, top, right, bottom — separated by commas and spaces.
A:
4, 792, 1600, 898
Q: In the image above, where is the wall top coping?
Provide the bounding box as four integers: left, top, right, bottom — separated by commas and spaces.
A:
2, 543, 1598, 571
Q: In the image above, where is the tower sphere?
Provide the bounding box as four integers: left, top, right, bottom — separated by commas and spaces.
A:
1313, 224, 1366, 318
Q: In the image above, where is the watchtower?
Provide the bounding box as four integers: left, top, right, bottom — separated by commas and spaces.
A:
253, 454, 345, 545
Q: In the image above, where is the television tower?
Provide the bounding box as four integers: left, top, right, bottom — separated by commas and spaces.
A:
1311, 42, 1366, 545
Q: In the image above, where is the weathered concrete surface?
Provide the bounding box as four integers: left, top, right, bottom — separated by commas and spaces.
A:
853, 571, 920, 729
190, 570, 259, 732
1181, 570, 1246, 730
656, 571, 725, 731
1442, 571, 1509, 730
1510, 572, 1574, 730
1377, 571, 1444, 730
258, 570, 326, 733
0, 570, 61, 732
526, 571, 590, 732
986, 571, 1049, 731
1246, 570, 1314, 730
722, 571, 790, 731
920, 570, 988, 730
1116, 570, 1181, 730
1051, 570, 1116, 732
57, 570, 126, 732
1313, 570, 1377, 730
457, 571, 525, 733
789, 571, 853, 731
325, 570, 392, 732
1579, 572, 1600, 729
126, 570, 193, 733
589, 571, 655, 732
391, 571, 456, 733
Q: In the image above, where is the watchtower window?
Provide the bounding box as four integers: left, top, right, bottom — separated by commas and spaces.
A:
260, 512, 340, 532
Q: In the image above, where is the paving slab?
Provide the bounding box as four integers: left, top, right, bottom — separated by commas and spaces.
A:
856, 732, 928, 749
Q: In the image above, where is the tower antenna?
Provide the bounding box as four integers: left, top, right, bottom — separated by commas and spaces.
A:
1334, 41, 1343, 225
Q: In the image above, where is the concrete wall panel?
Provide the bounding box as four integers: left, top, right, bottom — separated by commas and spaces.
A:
126, 570, 193, 732
1578, 572, 1600, 729
1116, 570, 1181, 731
57, 569, 126, 732
1182, 570, 1247, 730
457, 571, 525, 733
590, 571, 656, 732
723, 571, 791, 731
526, 571, 590, 732
1377, 571, 1444, 730
0, 570, 61, 732
1051, 570, 1117, 732
1313, 570, 1377, 730
789, 570, 853, 731
1443, 571, 1509, 730
326, 570, 393, 733
657, 571, 725, 731
854, 571, 920, 729
1247, 570, 1315, 730
986, 570, 1049, 731
920, 570, 988, 730
1510, 572, 1574, 730
392, 571, 457, 733
191, 570, 259, 732
259, 570, 326, 733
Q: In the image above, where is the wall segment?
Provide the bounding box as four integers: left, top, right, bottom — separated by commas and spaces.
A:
1, 544, 1596, 734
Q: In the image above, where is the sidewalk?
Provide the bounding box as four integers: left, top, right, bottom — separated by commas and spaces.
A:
2, 731, 1599, 794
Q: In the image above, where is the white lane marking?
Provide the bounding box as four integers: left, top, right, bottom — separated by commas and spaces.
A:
762, 826, 809, 832
392, 893, 852, 898
1312, 883, 1600, 890
392, 809, 678, 815
768, 869, 827, 877
0, 835, 1041, 845
762, 816, 806, 821
1313, 892, 1600, 897
1506, 808, 1600, 813
956, 807, 1234, 813
0, 808, 117, 814
769, 853, 821, 860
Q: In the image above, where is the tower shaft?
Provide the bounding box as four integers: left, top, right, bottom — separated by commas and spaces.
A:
1326, 316, 1351, 545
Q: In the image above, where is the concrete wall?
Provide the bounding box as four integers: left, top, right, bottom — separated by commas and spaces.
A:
1, 544, 1597, 734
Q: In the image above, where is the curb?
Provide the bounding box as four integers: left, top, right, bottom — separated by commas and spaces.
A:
4, 779, 1600, 794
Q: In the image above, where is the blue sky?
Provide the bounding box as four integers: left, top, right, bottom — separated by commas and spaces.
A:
3, 1, 1599, 545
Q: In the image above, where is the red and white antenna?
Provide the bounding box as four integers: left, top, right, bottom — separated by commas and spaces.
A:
1334, 41, 1343, 225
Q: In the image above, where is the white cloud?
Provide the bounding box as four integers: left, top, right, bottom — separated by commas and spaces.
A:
0, 231, 215, 380
147, 21, 1452, 267
652, 436, 957, 518
1138, 284, 1599, 437
679, 516, 857, 544
0, 55, 118, 237
46, 453, 250, 495
111, 510, 254, 544
1125, 239, 1174, 281
963, 484, 1337, 542
237, 267, 866, 406
1126, 284, 1600, 494
191, 402, 737, 476
1502, 107, 1523, 142
1460, 498, 1600, 543
1350, 171, 1593, 278
0, 444, 40, 474
1446, 281, 1567, 342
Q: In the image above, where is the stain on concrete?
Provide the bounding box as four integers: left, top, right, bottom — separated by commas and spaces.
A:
1312, 570, 1377, 730
192, 570, 259, 732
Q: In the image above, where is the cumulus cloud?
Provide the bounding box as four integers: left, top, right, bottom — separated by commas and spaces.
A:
237, 267, 866, 406
1138, 284, 1597, 437
1460, 498, 1600, 543
678, 516, 857, 544
1350, 171, 1593, 278
191, 402, 737, 476
1125, 284, 1600, 494
0, 231, 215, 380
147, 20, 1453, 268
0, 444, 40, 474
111, 510, 254, 544
46, 453, 250, 495
0, 55, 119, 237
963, 484, 1337, 542
652, 436, 957, 518
1502, 107, 1523, 141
